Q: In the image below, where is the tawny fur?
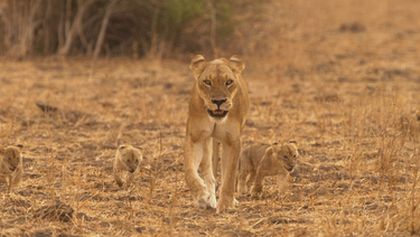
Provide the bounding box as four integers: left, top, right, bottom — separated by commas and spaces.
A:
0, 146, 23, 192
184, 55, 249, 213
237, 142, 299, 195
113, 144, 142, 188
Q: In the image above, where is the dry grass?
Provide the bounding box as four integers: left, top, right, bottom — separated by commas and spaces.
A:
1, 0, 420, 236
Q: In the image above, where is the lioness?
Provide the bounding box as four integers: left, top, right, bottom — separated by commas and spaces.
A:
184, 55, 249, 213
113, 144, 142, 188
237, 141, 299, 195
0, 146, 23, 192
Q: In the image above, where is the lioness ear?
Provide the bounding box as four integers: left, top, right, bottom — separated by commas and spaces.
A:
228, 55, 245, 74
189, 54, 207, 79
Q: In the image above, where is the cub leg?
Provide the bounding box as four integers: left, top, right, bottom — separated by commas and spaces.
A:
125, 171, 135, 188
246, 168, 256, 193
251, 167, 265, 195
113, 168, 124, 187
9, 169, 22, 192
237, 158, 251, 194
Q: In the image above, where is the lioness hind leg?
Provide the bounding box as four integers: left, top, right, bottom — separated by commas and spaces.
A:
184, 137, 209, 208
199, 138, 217, 209
212, 140, 221, 178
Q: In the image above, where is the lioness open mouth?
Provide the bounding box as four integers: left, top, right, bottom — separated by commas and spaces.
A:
207, 109, 228, 119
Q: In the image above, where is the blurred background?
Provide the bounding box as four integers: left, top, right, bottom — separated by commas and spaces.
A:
1, 0, 419, 71
0, 0, 271, 59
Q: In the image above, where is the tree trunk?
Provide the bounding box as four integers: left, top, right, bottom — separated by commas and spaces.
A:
207, 0, 217, 58
58, 0, 94, 56
93, 0, 118, 58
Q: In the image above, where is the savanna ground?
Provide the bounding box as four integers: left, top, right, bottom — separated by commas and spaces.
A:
1, 0, 419, 236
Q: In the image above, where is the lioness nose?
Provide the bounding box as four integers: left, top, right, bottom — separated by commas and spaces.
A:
211, 98, 227, 107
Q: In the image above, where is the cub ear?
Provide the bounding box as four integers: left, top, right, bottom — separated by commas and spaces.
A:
228, 55, 245, 74
4, 147, 18, 158
135, 149, 143, 160
189, 54, 207, 79
263, 146, 274, 159
288, 140, 298, 145
118, 145, 127, 150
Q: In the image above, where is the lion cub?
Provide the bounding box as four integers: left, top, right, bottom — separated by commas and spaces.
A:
0, 146, 23, 192
237, 141, 299, 195
113, 144, 142, 188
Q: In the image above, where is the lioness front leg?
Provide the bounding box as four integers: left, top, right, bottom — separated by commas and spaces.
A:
200, 138, 217, 208
217, 140, 240, 213
184, 136, 211, 209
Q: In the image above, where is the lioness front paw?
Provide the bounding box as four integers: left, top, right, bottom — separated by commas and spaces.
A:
197, 191, 217, 209
208, 193, 217, 209
216, 197, 235, 213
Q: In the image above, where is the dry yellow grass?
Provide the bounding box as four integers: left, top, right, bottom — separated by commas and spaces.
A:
1, 0, 419, 236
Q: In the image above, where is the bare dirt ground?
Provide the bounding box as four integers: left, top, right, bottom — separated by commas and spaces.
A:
0, 0, 419, 236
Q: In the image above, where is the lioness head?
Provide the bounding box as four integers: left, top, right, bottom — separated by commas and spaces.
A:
189, 55, 245, 120
270, 142, 299, 172
117, 145, 142, 173
2, 146, 21, 172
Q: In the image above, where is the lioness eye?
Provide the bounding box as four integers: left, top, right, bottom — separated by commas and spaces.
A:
226, 79, 233, 86
203, 80, 212, 86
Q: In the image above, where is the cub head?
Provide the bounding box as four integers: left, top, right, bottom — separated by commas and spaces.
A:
117, 145, 142, 173
189, 55, 245, 121
268, 141, 299, 172
2, 146, 22, 172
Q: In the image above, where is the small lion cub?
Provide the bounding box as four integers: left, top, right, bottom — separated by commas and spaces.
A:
0, 146, 23, 192
113, 144, 142, 188
237, 141, 299, 195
